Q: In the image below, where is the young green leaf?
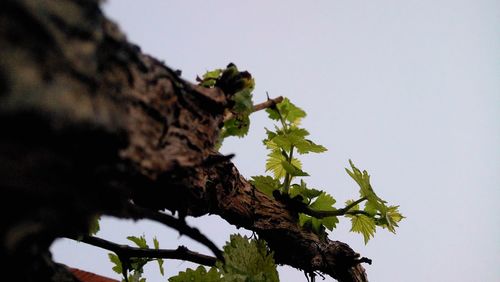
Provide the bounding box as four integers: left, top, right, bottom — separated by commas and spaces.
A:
281, 160, 309, 177
376, 205, 404, 233
217, 234, 279, 282
348, 214, 376, 244
277, 98, 306, 124
251, 175, 281, 197
232, 89, 253, 114
153, 237, 164, 276
221, 115, 250, 138
289, 180, 322, 202
169, 266, 222, 282
108, 253, 123, 275
265, 149, 302, 179
127, 235, 148, 249
88, 216, 100, 235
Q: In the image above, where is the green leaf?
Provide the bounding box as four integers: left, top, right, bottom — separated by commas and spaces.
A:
265, 149, 302, 179
294, 139, 327, 154
128, 271, 145, 282
376, 205, 404, 233
250, 175, 280, 197
278, 98, 306, 124
153, 237, 164, 276
265, 98, 306, 125
345, 160, 387, 214
281, 160, 309, 177
233, 89, 253, 114
199, 69, 222, 88
310, 192, 336, 210
88, 215, 100, 235
348, 214, 376, 244
289, 180, 322, 202
222, 115, 250, 138
169, 266, 222, 282
203, 69, 223, 80
265, 107, 281, 121
270, 127, 326, 155
108, 253, 122, 275
364, 200, 378, 216
127, 235, 148, 249
298, 192, 339, 233
217, 234, 279, 282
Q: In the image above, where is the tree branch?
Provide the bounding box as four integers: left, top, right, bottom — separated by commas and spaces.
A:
0, 1, 368, 280
223, 96, 284, 122
72, 235, 217, 267
116, 203, 223, 261
298, 197, 369, 218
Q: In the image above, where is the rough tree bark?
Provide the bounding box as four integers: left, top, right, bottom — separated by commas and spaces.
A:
0, 1, 368, 281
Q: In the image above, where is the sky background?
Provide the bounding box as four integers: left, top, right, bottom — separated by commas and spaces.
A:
52, 1, 500, 281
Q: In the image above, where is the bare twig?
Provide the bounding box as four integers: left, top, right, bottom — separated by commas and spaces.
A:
114, 203, 223, 261
223, 96, 284, 122
72, 235, 217, 266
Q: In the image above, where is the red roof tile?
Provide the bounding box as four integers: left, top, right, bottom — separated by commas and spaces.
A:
69, 267, 119, 282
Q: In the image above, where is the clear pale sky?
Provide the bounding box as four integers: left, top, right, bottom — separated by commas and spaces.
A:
51, 1, 500, 281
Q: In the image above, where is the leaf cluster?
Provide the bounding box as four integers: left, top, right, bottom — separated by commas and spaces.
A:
345, 161, 404, 243
108, 235, 164, 282
198, 64, 256, 143
251, 98, 403, 243
169, 234, 278, 282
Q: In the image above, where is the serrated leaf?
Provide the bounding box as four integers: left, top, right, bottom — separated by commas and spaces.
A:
321, 216, 339, 231
233, 89, 253, 114
153, 237, 164, 276
349, 214, 376, 244
310, 192, 336, 210
271, 128, 326, 155
222, 115, 250, 138
127, 235, 148, 249
203, 69, 222, 80
88, 215, 100, 235
265, 108, 281, 121
364, 200, 378, 216
377, 205, 404, 233
289, 180, 322, 202
251, 175, 280, 197
108, 253, 122, 275
169, 266, 222, 282
265, 149, 302, 179
128, 271, 145, 282
345, 160, 387, 214
278, 98, 306, 124
281, 160, 309, 177
294, 139, 327, 154
217, 234, 279, 282
298, 192, 339, 233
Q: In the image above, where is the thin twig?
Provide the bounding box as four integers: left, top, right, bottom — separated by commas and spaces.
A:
71, 235, 217, 266
298, 197, 369, 218
115, 203, 223, 261
223, 96, 284, 122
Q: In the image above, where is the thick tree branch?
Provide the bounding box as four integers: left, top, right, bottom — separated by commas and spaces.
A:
73, 235, 217, 267
0, 1, 368, 281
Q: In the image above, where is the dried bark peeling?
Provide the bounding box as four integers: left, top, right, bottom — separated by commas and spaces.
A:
0, 0, 368, 281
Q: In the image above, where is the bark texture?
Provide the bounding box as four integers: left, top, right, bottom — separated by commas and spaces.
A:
0, 0, 368, 281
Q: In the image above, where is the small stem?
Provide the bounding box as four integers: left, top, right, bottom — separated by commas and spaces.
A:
112, 203, 223, 261
223, 96, 283, 122
298, 197, 369, 218
70, 235, 217, 267
283, 145, 295, 194
341, 197, 368, 213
